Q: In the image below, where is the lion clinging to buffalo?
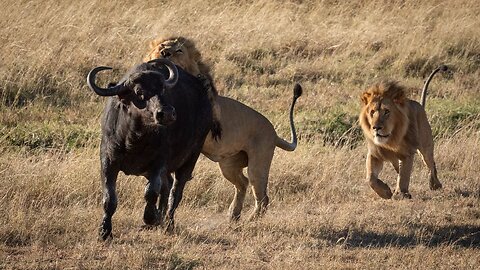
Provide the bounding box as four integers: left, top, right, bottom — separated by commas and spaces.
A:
145, 36, 302, 220
359, 66, 447, 200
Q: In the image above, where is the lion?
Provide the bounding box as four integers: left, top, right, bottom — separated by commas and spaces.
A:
145, 36, 222, 139
359, 65, 447, 200
145, 36, 302, 221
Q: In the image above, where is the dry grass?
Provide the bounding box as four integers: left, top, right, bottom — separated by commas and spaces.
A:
1, 0, 479, 269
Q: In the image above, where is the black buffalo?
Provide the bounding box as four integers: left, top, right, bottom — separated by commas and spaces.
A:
87, 59, 212, 240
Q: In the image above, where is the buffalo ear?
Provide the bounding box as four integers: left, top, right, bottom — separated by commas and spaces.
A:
361, 92, 371, 105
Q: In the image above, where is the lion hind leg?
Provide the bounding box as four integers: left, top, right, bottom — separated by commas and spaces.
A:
219, 155, 249, 221
247, 150, 274, 220
417, 148, 442, 190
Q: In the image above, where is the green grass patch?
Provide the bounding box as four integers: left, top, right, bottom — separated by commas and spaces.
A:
0, 122, 99, 151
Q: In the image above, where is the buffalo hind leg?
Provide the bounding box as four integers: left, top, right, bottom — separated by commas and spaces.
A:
99, 164, 119, 240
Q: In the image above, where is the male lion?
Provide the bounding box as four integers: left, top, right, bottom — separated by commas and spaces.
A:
359, 66, 447, 200
145, 36, 302, 220
145, 36, 222, 139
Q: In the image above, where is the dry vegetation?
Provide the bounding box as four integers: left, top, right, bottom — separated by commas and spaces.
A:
1, 0, 479, 269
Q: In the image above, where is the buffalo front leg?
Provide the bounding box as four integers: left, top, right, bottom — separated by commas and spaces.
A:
165, 153, 201, 232
366, 154, 392, 199
157, 174, 173, 226
143, 168, 167, 226
165, 173, 190, 233
99, 165, 119, 240
392, 155, 414, 200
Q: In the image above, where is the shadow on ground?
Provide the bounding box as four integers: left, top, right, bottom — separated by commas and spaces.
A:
316, 224, 480, 248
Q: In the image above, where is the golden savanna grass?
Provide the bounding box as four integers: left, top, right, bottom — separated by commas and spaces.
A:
1, 0, 479, 269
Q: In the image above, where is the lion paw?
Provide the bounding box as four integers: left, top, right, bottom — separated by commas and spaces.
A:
392, 191, 412, 200
369, 179, 393, 199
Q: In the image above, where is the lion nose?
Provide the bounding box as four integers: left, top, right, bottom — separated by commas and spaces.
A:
373, 125, 382, 131
161, 50, 171, 58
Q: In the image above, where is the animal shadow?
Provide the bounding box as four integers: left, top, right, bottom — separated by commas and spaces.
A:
318, 224, 480, 248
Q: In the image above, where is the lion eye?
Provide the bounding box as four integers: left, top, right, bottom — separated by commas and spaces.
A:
175, 49, 183, 54
370, 110, 375, 117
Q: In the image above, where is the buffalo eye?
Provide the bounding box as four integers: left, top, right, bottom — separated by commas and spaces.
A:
384, 109, 390, 115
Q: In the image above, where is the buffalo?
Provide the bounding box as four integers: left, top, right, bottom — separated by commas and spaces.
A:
87, 59, 213, 240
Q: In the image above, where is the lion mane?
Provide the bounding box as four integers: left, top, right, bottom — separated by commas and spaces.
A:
144, 36, 211, 77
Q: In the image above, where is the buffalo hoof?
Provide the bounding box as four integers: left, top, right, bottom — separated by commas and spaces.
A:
229, 213, 241, 222
392, 191, 412, 200
143, 204, 160, 226
164, 219, 175, 234
430, 181, 442, 190
99, 220, 113, 241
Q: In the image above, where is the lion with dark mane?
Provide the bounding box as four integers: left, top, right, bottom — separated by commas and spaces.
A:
359, 66, 447, 200
145, 36, 302, 220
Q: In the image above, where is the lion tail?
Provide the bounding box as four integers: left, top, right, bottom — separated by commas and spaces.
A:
276, 83, 302, 151
420, 65, 448, 107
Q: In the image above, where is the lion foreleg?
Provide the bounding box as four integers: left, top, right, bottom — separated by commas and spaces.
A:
392, 156, 413, 200
367, 154, 393, 199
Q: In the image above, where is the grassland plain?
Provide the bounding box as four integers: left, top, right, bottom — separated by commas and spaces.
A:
1, 0, 479, 269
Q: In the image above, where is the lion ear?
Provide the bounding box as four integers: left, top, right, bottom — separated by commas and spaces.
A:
392, 90, 406, 105
361, 92, 371, 105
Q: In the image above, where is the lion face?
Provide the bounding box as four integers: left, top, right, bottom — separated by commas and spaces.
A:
362, 97, 396, 145
144, 38, 201, 76
359, 81, 409, 147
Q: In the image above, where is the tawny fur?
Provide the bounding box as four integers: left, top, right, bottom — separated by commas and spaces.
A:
144, 36, 211, 77
359, 70, 444, 200
145, 36, 302, 220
